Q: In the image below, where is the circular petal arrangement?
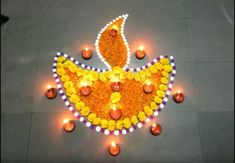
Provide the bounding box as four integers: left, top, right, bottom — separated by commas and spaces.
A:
52, 14, 176, 136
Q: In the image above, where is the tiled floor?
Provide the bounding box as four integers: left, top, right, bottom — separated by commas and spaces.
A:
1, 0, 234, 163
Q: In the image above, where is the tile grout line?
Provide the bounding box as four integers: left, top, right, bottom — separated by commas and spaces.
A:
182, 1, 204, 161
26, 13, 44, 163
26, 112, 33, 163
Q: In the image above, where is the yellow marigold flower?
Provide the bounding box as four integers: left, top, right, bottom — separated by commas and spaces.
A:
164, 65, 173, 72
138, 111, 146, 122
160, 58, 170, 65
91, 71, 99, 81
66, 87, 76, 97
144, 69, 151, 77
119, 73, 125, 80
144, 106, 153, 116
57, 63, 64, 69
57, 68, 66, 76
159, 84, 167, 91
68, 65, 77, 73
131, 115, 138, 125
110, 92, 121, 104
155, 63, 163, 70
108, 120, 116, 131
75, 101, 85, 111
150, 102, 157, 110
76, 68, 83, 77
149, 65, 158, 73
57, 56, 66, 63
64, 60, 73, 68
138, 71, 146, 79
112, 66, 124, 74
99, 73, 107, 82
81, 107, 90, 116
126, 72, 134, 80
123, 118, 131, 129
134, 73, 140, 81
156, 90, 165, 98
64, 81, 73, 89
61, 75, 70, 82
161, 77, 168, 84
116, 120, 123, 130
70, 94, 79, 103
92, 118, 101, 125
101, 119, 108, 128
162, 71, 169, 78
154, 96, 162, 104
88, 113, 97, 122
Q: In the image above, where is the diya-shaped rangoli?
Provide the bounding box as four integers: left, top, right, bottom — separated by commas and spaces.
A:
52, 14, 176, 135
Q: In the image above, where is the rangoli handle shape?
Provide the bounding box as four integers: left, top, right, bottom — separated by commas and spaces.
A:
95, 14, 130, 69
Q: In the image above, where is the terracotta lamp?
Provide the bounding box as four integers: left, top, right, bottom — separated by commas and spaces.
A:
79, 82, 91, 96
63, 119, 75, 133
109, 107, 122, 120
110, 25, 118, 36
150, 123, 162, 136
82, 48, 92, 60
109, 142, 121, 156
173, 90, 184, 103
45, 85, 57, 99
135, 45, 146, 59
143, 80, 154, 94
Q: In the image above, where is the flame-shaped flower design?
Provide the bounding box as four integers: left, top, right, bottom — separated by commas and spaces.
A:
52, 14, 176, 136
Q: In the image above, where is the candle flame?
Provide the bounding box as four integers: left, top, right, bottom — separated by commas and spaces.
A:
145, 79, 152, 85
112, 25, 119, 31
139, 45, 144, 51
111, 76, 120, 83
84, 47, 89, 51
177, 90, 181, 94
47, 85, 52, 89
111, 141, 116, 147
80, 81, 88, 87
111, 104, 117, 110
152, 123, 156, 127
63, 119, 69, 124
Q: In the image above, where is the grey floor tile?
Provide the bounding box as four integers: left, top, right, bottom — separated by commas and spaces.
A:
184, 0, 234, 19
3, 18, 41, 63
1, 61, 38, 113
41, 0, 184, 19
1, 25, 7, 62
32, 59, 66, 113
1, 0, 48, 18
39, 17, 189, 63
191, 62, 234, 111
198, 111, 234, 163
28, 112, 116, 163
1, 113, 31, 163
187, 19, 234, 62
116, 111, 202, 163
126, 17, 190, 62
166, 62, 196, 112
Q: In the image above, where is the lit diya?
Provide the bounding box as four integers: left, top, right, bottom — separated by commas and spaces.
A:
110, 25, 118, 36
111, 77, 121, 91
79, 82, 91, 96
109, 107, 122, 120
81, 48, 92, 60
173, 90, 184, 103
45, 85, 57, 99
143, 80, 154, 93
108, 142, 121, 156
135, 45, 146, 60
150, 123, 162, 136
63, 119, 75, 132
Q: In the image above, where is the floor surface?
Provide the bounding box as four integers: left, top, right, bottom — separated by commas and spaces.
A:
1, 0, 234, 163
